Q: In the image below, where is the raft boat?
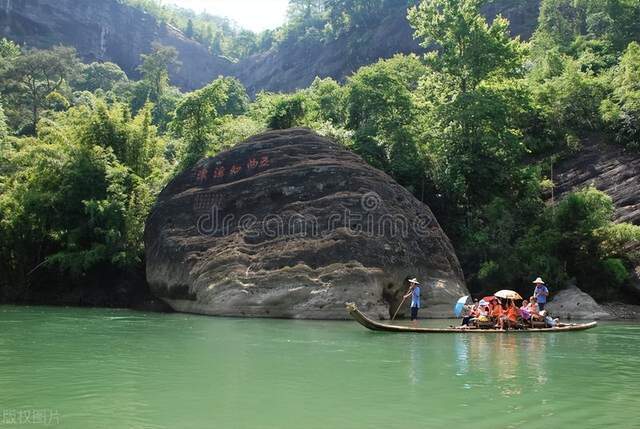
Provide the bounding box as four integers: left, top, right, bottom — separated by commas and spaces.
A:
346, 303, 597, 333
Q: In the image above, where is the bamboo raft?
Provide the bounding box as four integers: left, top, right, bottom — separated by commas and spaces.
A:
346, 303, 598, 333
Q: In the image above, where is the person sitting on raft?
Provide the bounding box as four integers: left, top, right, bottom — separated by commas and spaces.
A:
540, 310, 560, 327
461, 299, 480, 326
499, 300, 519, 330
527, 296, 543, 321
471, 303, 490, 326
490, 299, 504, 326
519, 298, 531, 322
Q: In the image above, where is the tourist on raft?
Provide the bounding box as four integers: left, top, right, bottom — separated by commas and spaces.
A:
539, 310, 559, 327
461, 298, 480, 326
533, 277, 549, 311
471, 303, 490, 325
528, 295, 543, 321
519, 298, 531, 322
459, 294, 559, 329
490, 298, 503, 324
498, 300, 519, 330
403, 278, 421, 327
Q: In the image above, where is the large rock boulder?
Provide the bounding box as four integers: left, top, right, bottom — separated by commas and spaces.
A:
546, 286, 613, 320
144, 128, 467, 319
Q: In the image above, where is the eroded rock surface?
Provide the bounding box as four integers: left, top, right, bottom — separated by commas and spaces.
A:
554, 140, 640, 224
553, 140, 640, 296
145, 128, 467, 319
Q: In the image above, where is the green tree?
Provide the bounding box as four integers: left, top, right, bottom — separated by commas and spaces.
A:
408, 0, 524, 94
266, 93, 306, 129
185, 19, 195, 38
601, 41, 640, 149
137, 42, 180, 101
0, 97, 7, 140
171, 77, 248, 167
287, 0, 326, 26
72, 61, 128, 92
306, 77, 346, 125
325, 0, 386, 34
409, 0, 528, 209
0, 38, 20, 68
345, 54, 426, 188
0, 100, 170, 291
2, 46, 78, 132
533, 58, 607, 143
532, 0, 640, 61
551, 186, 637, 297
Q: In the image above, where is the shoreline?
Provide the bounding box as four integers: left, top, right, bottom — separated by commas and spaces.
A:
599, 303, 640, 320
1, 301, 640, 321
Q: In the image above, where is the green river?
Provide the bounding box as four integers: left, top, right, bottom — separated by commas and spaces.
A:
1, 306, 639, 429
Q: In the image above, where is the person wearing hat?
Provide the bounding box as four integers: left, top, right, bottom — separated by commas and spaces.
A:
533, 277, 549, 311
404, 278, 421, 326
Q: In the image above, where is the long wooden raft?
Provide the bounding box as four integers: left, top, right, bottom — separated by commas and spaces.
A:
346, 303, 598, 333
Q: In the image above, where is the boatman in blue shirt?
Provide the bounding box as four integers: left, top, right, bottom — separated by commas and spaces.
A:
404, 278, 421, 327
533, 277, 549, 311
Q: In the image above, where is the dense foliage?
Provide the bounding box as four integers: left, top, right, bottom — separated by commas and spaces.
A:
1, 0, 639, 304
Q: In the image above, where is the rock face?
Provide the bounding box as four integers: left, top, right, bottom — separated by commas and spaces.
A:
0, 0, 231, 90
553, 139, 640, 293
554, 140, 640, 224
144, 128, 467, 319
546, 286, 613, 320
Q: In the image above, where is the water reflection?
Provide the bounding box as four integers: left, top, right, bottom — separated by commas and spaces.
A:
453, 333, 555, 397
522, 335, 548, 386
408, 336, 422, 385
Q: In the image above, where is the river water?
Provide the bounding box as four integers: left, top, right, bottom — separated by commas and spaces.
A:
0, 306, 638, 428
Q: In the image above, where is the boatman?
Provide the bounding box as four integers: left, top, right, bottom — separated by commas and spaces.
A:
404, 278, 421, 327
533, 277, 549, 311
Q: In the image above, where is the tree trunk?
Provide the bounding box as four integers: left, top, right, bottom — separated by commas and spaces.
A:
32, 104, 38, 132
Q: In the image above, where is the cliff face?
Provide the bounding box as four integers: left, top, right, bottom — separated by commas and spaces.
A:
553, 139, 640, 295
144, 128, 467, 319
0, 0, 231, 90
554, 141, 640, 225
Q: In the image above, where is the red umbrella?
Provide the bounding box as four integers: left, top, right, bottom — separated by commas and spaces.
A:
482, 295, 498, 303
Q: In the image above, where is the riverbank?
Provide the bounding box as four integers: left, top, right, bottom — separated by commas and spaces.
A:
1, 299, 639, 321
600, 303, 640, 320
0, 268, 173, 313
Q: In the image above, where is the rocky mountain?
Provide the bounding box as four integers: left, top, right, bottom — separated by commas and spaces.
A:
0, 0, 232, 90
144, 128, 467, 319
0, 0, 541, 93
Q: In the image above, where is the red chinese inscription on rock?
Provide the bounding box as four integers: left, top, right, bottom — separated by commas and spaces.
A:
196, 167, 208, 183
213, 166, 225, 179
